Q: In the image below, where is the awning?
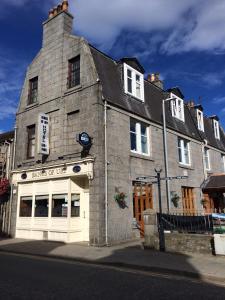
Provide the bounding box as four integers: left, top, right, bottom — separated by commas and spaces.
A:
202, 174, 225, 193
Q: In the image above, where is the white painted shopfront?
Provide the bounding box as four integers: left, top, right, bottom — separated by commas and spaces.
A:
12, 159, 93, 243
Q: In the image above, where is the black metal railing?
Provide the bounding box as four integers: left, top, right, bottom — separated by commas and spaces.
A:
157, 213, 213, 234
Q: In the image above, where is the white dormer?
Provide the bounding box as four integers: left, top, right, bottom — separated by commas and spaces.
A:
213, 119, 220, 139
170, 93, 184, 122
123, 63, 144, 102
197, 109, 204, 132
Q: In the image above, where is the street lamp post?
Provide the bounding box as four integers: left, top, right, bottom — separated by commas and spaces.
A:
155, 168, 165, 252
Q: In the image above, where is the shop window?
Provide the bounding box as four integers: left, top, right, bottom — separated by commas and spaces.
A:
35, 195, 48, 217
71, 194, 80, 217
28, 76, 38, 105
27, 125, 36, 159
130, 118, 149, 155
20, 196, 32, 217
68, 55, 80, 89
221, 155, 225, 172
52, 194, 68, 217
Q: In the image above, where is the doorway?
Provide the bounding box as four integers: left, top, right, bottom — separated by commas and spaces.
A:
133, 182, 153, 236
182, 186, 195, 214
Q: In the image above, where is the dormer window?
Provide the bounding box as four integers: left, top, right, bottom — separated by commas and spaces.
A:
124, 63, 144, 101
213, 119, 220, 139
197, 109, 204, 132
171, 94, 184, 121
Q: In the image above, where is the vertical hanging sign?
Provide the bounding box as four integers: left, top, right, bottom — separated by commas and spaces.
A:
38, 113, 50, 155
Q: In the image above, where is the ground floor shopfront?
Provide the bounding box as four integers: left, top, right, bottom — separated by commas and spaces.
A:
12, 159, 93, 243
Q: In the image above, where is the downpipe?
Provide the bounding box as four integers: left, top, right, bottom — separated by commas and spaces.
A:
104, 100, 109, 246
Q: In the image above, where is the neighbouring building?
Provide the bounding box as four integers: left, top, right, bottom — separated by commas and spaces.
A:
10, 1, 225, 245
0, 131, 14, 236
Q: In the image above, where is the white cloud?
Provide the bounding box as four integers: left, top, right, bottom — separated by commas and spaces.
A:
213, 97, 225, 104
69, 0, 225, 54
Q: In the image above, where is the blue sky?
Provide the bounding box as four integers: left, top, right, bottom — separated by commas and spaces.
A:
1, 0, 225, 132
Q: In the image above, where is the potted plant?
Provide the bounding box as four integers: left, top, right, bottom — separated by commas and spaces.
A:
171, 192, 180, 208
114, 192, 128, 209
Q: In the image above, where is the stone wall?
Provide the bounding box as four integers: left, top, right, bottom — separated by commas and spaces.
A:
143, 209, 214, 255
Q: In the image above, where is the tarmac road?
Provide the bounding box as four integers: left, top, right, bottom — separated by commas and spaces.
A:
0, 252, 224, 300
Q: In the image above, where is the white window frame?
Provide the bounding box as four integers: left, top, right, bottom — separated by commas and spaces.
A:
213, 119, 220, 139
221, 155, 225, 173
197, 109, 204, 132
130, 119, 150, 156
124, 63, 144, 102
170, 93, 184, 122
203, 148, 210, 171
178, 138, 191, 166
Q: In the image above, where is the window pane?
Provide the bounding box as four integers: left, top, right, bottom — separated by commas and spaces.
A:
68, 56, 80, 88
20, 196, 32, 217
127, 69, 132, 78
184, 149, 189, 164
178, 147, 182, 163
35, 196, 48, 217
27, 125, 35, 159
130, 132, 137, 151
28, 77, 38, 104
71, 194, 80, 217
52, 194, 68, 217
128, 78, 132, 93
141, 135, 148, 154
136, 82, 141, 98
130, 120, 136, 133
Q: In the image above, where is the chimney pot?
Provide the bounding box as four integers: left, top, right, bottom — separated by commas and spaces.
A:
147, 73, 163, 89
62, 0, 69, 11
57, 4, 62, 13
53, 6, 58, 16
48, 9, 54, 18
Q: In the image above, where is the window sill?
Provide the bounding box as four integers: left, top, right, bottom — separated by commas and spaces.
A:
64, 84, 82, 95
130, 152, 154, 161
178, 163, 194, 170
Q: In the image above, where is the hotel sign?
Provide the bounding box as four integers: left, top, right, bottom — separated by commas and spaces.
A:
38, 113, 49, 155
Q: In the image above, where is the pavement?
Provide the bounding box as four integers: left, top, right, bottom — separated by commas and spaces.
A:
0, 237, 225, 284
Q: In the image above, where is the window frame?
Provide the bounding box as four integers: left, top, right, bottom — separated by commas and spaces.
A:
68, 55, 80, 89
221, 154, 225, 173
34, 195, 49, 217
171, 93, 185, 122
19, 196, 32, 217
28, 77, 38, 105
197, 109, 204, 132
27, 124, 36, 159
213, 119, 220, 140
203, 148, 211, 171
178, 137, 191, 166
124, 63, 144, 102
130, 118, 150, 156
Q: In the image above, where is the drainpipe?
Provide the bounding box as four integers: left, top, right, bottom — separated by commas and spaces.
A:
8, 125, 17, 236
162, 95, 176, 212
201, 142, 207, 180
4, 141, 10, 179
104, 100, 109, 246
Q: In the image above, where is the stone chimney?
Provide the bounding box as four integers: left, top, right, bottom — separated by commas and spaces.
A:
42, 1, 73, 48
147, 73, 163, 89
187, 100, 195, 108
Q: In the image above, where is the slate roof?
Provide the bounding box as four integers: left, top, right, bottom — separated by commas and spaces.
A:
202, 174, 225, 192
0, 131, 14, 144
90, 45, 225, 149
189, 108, 225, 152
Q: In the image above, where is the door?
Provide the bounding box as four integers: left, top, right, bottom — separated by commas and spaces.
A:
203, 193, 214, 213
81, 191, 89, 241
133, 183, 153, 236
182, 187, 195, 215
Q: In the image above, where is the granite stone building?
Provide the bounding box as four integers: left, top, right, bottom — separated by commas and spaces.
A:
0, 130, 14, 236
10, 1, 225, 245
